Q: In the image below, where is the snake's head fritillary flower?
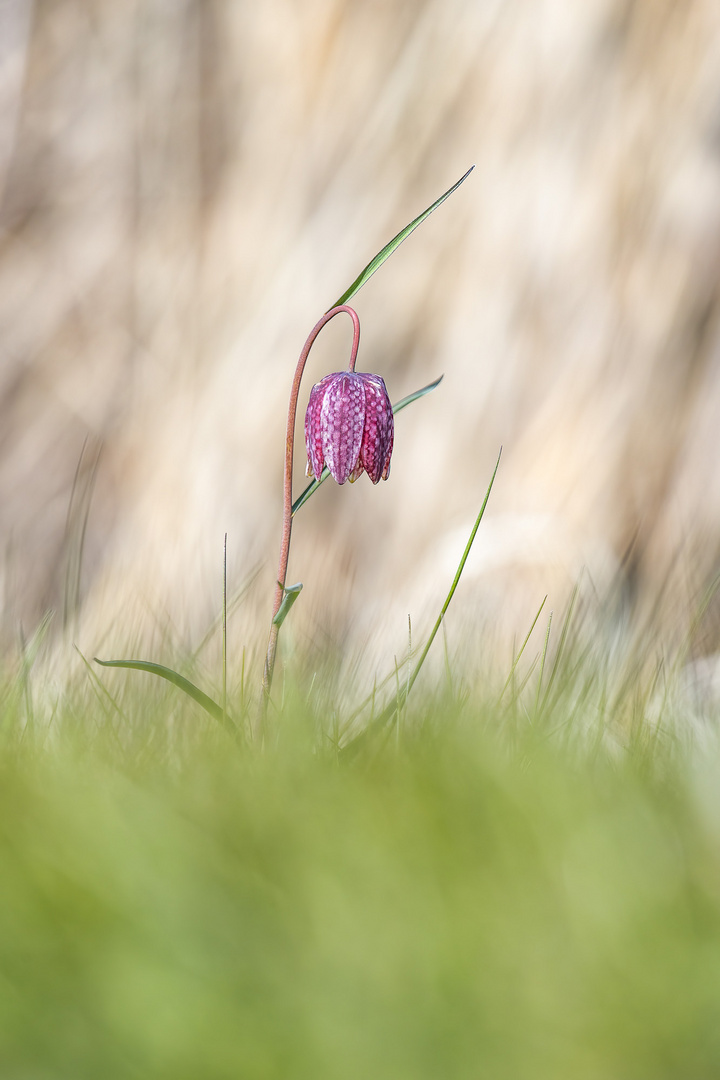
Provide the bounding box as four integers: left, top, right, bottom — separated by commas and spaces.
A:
305, 371, 394, 485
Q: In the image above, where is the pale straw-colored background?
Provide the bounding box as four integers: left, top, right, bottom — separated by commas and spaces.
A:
2, 1, 720, 686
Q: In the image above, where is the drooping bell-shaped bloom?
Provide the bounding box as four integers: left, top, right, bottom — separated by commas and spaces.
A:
305, 371, 394, 485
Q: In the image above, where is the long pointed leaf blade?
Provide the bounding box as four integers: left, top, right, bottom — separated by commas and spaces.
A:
94, 658, 238, 738
292, 475, 326, 517
340, 447, 502, 759
391, 374, 443, 416
292, 375, 444, 516
404, 445, 502, 700
497, 595, 548, 704
330, 166, 474, 309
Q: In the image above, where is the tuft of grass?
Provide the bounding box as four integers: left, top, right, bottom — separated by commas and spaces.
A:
1, 610, 720, 1079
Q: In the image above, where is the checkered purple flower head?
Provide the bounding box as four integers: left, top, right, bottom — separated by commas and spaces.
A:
305, 371, 394, 485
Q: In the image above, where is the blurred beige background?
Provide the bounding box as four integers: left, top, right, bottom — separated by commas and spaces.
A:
2, 0, 720, 684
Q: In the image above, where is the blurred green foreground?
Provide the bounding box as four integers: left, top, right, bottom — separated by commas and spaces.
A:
1, 679, 720, 1080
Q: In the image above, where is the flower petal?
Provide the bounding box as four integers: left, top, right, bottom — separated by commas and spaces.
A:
348, 460, 365, 483
305, 374, 335, 481
321, 372, 365, 484
358, 374, 394, 484
381, 432, 393, 480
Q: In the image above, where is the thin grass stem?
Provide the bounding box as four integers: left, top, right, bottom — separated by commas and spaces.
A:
498, 595, 547, 705
341, 449, 501, 756
222, 532, 228, 728
534, 611, 553, 719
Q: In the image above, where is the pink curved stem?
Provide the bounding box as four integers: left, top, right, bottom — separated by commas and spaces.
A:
262, 305, 361, 704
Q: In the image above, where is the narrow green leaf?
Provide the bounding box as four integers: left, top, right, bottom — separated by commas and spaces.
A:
94, 658, 239, 739
272, 582, 303, 627
391, 374, 444, 416
292, 474, 325, 517
330, 167, 474, 309
497, 595, 548, 704
341, 447, 502, 758
541, 582, 579, 710
292, 375, 444, 516
534, 611, 554, 719
403, 446, 502, 702
20, 610, 54, 671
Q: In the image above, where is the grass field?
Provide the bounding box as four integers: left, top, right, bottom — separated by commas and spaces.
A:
1, 593, 720, 1080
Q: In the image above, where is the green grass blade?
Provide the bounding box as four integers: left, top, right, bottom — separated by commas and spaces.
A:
94, 658, 239, 739
75, 646, 128, 743
341, 447, 502, 757
291, 475, 326, 517
404, 446, 502, 702
533, 611, 554, 719
222, 533, 228, 727
498, 596, 548, 705
540, 582, 579, 711
292, 375, 444, 516
391, 374, 444, 416
330, 167, 474, 309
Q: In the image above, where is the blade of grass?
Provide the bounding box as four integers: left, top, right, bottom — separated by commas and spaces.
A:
341, 447, 502, 757
63, 435, 102, 635
191, 563, 261, 663
393, 655, 402, 748
292, 375, 444, 516
74, 646, 126, 747
403, 447, 502, 702
498, 595, 548, 705
441, 619, 454, 699
19, 610, 54, 670
533, 611, 553, 720
17, 611, 54, 738
541, 582, 578, 709
514, 652, 541, 701
222, 533, 228, 728
240, 645, 247, 720
331, 167, 474, 309
406, 613, 413, 711
94, 658, 239, 740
